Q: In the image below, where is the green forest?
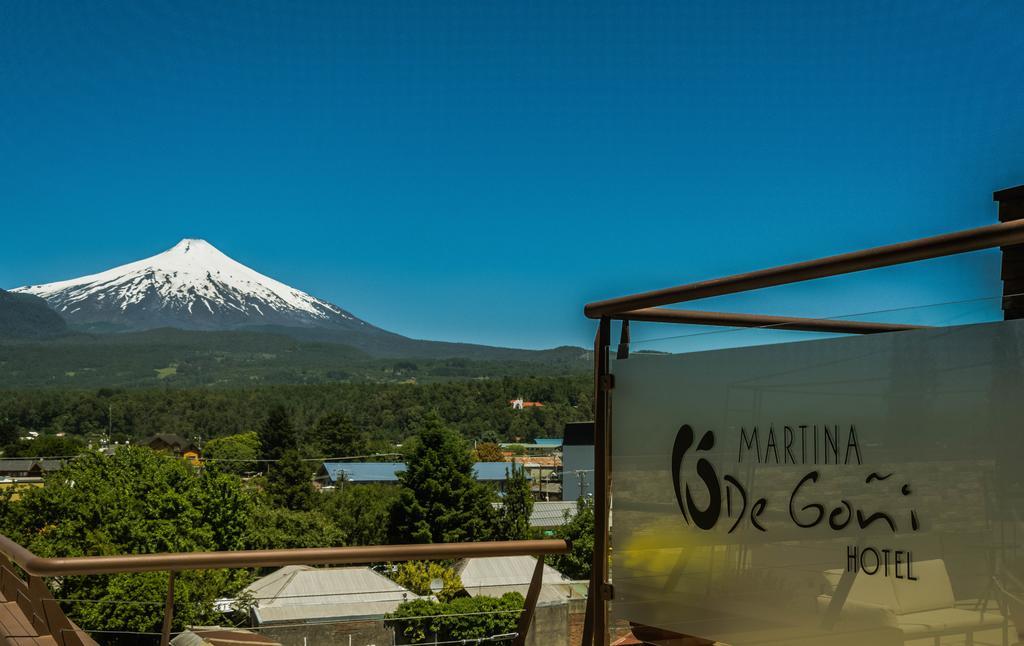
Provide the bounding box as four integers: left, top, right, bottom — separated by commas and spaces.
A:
0, 375, 591, 450
0, 328, 590, 388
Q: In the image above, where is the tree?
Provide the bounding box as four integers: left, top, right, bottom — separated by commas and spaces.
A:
495, 465, 533, 540
387, 593, 523, 644
550, 497, 594, 580
391, 561, 462, 602
472, 441, 504, 462
254, 506, 346, 549
258, 405, 295, 461
266, 449, 315, 511
203, 432, 261, 475
3, 446, 262, 633
315, 412, 368, 458
319, 483, 399, 546
389, 412, 496, 543
3, 435, 84, 458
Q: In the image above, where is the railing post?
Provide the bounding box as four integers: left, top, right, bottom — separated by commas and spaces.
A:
591, 318, 612, 646
580, 573, 595, 646
512, 555, 546, 646
160, 571, 176, 646
995, 184, 1024, 320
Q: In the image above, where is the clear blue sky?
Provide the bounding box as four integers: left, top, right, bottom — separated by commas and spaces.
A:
2, 2, 1023, 350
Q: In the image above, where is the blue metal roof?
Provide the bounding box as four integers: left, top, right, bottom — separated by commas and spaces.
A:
319, 461, 528, 485
473, 462, 526, 481
533, 438, 563, 447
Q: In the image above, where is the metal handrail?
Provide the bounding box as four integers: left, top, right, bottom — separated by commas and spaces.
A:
585, 218, 1024, 318
612, 307, 929, 334
0, 535, 569, 577
0, 536, 569, 646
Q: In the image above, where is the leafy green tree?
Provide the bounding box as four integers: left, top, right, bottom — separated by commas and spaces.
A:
495, 465, 533, 540
3, 435, 84, 458
387, 592, 523, 644
550, 498, 594, 580
388, 413, 496, 543
203, 431, 261, 475
258, 405, 295, 461
391, 561, 462, 602
315, 412, 368, 458
319, 483, 399, 546
5, 446, 261, 633
266, 449, 315, 511
254, 506, 346, 549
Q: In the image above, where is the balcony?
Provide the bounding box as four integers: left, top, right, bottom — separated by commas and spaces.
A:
0, 536, 570, 646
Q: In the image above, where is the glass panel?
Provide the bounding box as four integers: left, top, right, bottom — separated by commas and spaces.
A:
611, 318, 1024, 645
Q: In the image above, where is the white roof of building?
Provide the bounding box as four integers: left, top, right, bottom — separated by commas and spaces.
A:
454, 556, 581, 605
244, 565, 424, 624
491, 500, 578, 528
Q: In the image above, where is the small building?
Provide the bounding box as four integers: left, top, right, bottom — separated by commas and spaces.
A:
454, 555, 588, 646
509, 398, 544, 410
242, 565, 425, 645
0, 458, 65, 480
142, 434, 198, 456
561, 422, 594, 502
511, 455, 562, 500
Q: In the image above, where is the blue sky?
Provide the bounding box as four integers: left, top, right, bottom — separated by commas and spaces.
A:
2, 1, 1023, 350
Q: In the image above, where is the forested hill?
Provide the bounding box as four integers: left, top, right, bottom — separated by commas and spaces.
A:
0, 376, 592, 447
0, 289, 67, 339
0, 327, 590, 389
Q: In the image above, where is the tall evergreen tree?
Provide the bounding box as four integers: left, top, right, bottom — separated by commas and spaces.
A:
259, 404, 295, 461
315, 412, 368, 458
266, 449, 315, 512
496, 465, 533, 540
389, 412, 496, 543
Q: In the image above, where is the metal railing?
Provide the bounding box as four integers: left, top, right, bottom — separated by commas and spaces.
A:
0, 536, 569, 646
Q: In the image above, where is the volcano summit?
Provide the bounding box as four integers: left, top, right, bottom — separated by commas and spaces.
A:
13, 239, 370, 332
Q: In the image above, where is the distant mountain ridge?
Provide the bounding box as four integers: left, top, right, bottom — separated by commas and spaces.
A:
0, 289, 68, 339
9, 240, 585, 364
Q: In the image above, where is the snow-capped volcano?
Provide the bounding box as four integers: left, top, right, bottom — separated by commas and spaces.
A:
12, 239, 370, 331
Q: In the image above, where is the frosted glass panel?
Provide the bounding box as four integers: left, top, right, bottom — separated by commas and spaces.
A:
611, 319, 1024, 645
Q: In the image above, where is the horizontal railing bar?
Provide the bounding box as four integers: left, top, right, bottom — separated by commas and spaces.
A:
614, 307, 929, 334
584, 219, 1024, 318
0, 536, 569, 577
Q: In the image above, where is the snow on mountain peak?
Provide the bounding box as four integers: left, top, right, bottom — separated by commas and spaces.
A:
12, 240, 365, 331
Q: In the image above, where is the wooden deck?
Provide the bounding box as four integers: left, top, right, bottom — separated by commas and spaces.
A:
0, 557, 96, 646
0, 586, 57, 646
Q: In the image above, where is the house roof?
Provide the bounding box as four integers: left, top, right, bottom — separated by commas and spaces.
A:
318, 461, 528, 485
473, 462, 525, 481
0, 459, 65, 473
533, 438, 563, 447
244, 565, 424, 624
491, 501, 578, 528
144, 433, 196, 449
171, 629, 281, 646
530, 501, 578, 528
454, 556, 581, 605
0, 459, 35, 472
456, 555, 573, 589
